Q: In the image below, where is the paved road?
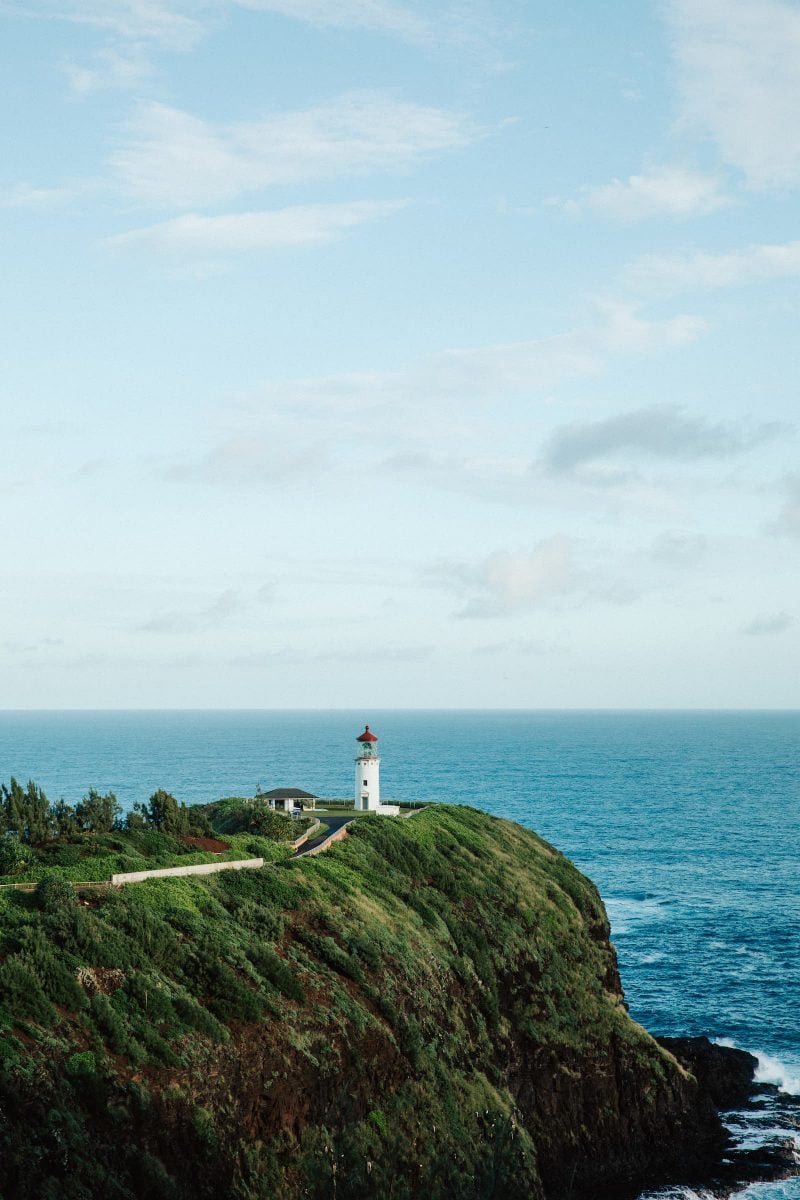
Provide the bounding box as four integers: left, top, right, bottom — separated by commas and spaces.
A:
292, 814, 355, 857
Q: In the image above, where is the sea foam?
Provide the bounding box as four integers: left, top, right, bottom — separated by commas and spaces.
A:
753, 1052, 800, 1098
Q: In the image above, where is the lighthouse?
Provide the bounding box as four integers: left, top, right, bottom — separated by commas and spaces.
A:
355, 725, 380, 811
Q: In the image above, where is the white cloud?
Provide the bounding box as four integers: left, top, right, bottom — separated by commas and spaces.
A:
406, 303, 704, 402
431, 538, 640, 618
0, 181, 86, 208
157, 304, 708, 484
234, 0, 433, 43
626, 238, 800, 295
473, 543, 579, 613
107, 199, 408, 257
8, 0, 209, 48
64, 46, 153, 93
433, 537, 583, 618
157, 427, 331, 484
569, 165, 730, 221
111, 92, 476, 209
667, 0, 800, 189
741, 611, 795, 636
6, 0, 485, 49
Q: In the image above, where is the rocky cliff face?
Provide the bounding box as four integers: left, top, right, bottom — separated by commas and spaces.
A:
0, 807, 750, 1199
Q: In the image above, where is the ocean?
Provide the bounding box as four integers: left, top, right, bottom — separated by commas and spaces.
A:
1, 709, 798, 1198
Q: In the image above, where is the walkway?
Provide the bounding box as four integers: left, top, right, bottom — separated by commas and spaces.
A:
292, 814, 355, 857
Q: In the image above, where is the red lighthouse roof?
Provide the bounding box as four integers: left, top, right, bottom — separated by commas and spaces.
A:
356, 724, 378, 743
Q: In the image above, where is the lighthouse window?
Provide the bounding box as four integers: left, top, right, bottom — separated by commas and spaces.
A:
363, 779, 368, 786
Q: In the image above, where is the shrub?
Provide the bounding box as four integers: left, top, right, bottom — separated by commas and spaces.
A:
0, 838, 34, 876
0, 956, 56, 1025
172, 994, 229, 1042
35, 876, 75, 913
19, 927, 86, 1011
65, 1050, 97, 1076
90, 992, 129, 1054
246, 942, 305, 1004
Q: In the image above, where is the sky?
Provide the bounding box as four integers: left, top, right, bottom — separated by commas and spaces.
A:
1, 0, 798, 709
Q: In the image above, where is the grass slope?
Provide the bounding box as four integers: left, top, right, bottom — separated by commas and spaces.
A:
0, 806, 696, 1200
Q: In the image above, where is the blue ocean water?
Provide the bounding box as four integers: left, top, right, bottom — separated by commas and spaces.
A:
1, 709, 798, 1196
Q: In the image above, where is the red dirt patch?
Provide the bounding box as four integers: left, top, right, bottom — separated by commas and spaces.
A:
179, 834, 231, 853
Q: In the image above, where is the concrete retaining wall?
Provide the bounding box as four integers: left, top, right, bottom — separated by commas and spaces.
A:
111, 858, 264, 885
301, 825, 351, 858
290, 819, 321, 850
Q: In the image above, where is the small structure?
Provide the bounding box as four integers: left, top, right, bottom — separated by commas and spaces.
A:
354, 726, 399, 815
261, 787, 317, 814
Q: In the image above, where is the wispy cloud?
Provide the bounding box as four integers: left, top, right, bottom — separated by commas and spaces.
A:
107, 199, 408, 258
649, 530, 708, 565
156, 426, 331, 484
111, 92, 477, 208
229, 641, 434, 667
626, 238, 800, 295
137, 584, 275, 634
471, 637, 558, 657
741, 611, 795, 636
7, 0, 210, 48
156, 304, 709, 486
770, 475, 800, 538
430, 538, 641, 619
64, 46, 153, 93
417, 303, 704, 396
235, 0, 434, 43
138, 589, 245, 634
564, 165, 730, 221
542, 404, 786, 474
432, 537, 584, 618
7, 0, 494, 50
667, 0, 800, 189
0, 180, 91, 208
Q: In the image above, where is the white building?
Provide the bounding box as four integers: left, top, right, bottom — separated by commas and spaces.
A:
354, 725, 399, 815
262, 787, 317, 813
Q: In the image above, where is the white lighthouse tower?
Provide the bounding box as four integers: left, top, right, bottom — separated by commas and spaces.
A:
355, 725, 380, 811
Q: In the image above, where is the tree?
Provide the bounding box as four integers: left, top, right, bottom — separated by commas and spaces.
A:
51, 798, 78, 838
0, 778, 51, 845
126, 805, 146, 831
75, 789, 121, 834
145, 790, 189, 835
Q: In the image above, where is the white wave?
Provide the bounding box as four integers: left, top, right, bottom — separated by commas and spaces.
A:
637, 1188, 716, 1199
713, 1040, 800, 1096
735, 1181, 800, 1198
725, 1124, 800, 1153
753, 1051, 800, 1097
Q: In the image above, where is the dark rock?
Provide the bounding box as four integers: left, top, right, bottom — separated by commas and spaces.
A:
658, 1036, 758, 1109
706, 1138, 800, 1197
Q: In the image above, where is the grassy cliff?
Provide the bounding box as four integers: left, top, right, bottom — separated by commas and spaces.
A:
0, 806, 723, 1199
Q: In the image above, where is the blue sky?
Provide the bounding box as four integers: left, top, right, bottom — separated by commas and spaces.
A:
1, 0, 798, 708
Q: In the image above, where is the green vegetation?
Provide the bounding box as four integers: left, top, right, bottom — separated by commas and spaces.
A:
0, 804, 705, 1200
200, 796, 313, 842
0, 782, 303, 885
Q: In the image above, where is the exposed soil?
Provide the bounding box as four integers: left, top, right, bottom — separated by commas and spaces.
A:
178, 834, 231, 853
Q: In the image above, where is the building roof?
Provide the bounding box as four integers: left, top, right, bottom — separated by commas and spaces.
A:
261, 787, 317, 799
356, 725, 378, 742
